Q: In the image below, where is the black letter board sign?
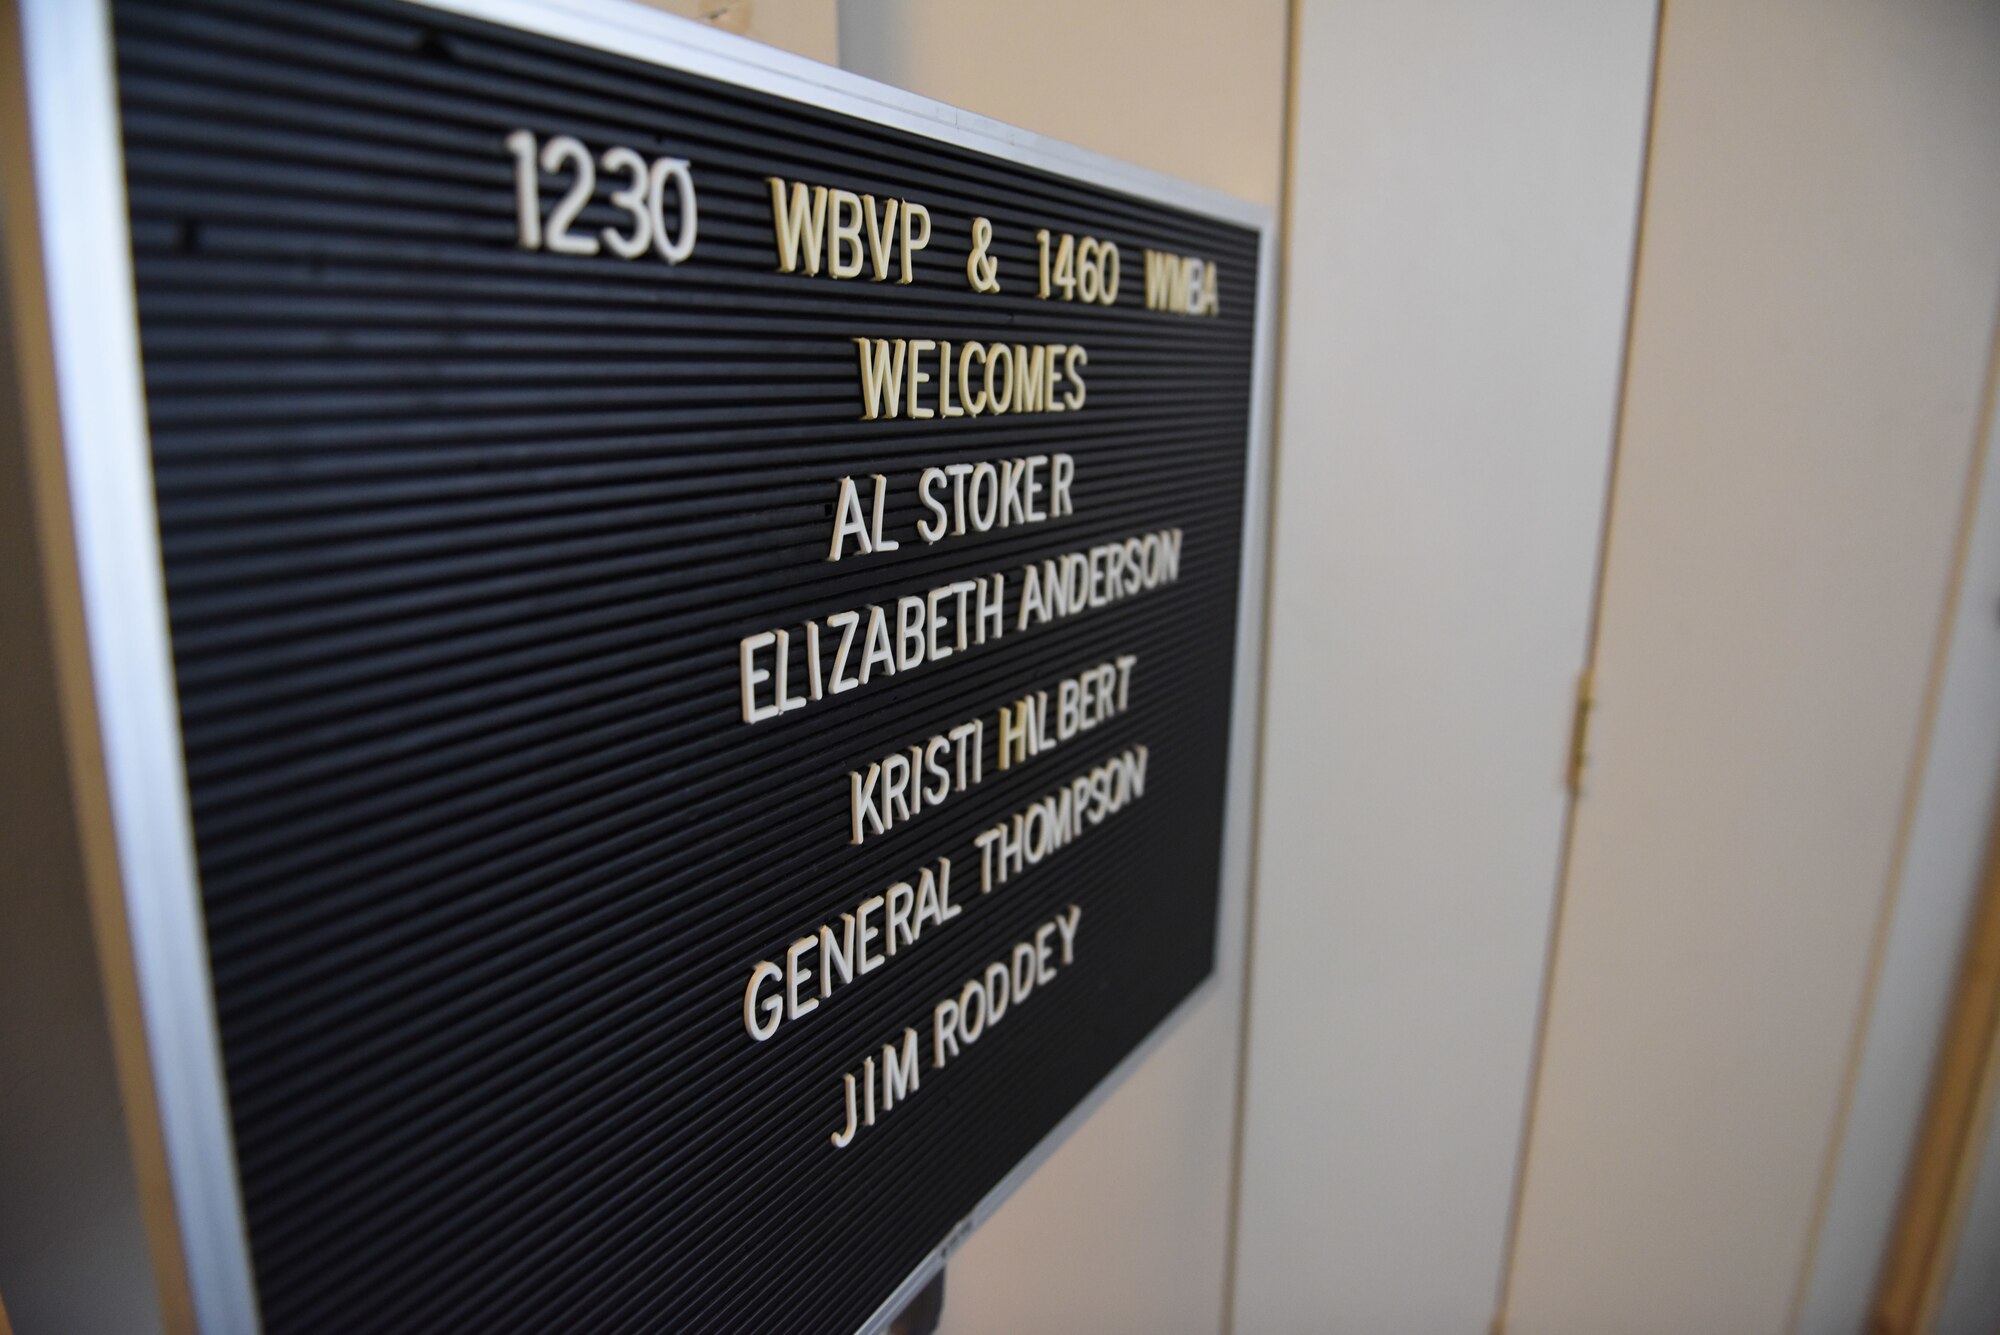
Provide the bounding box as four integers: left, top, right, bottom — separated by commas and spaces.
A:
11, 0, 1272, 1329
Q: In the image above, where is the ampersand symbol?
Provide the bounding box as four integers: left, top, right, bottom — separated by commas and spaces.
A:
966, 217, 1001, 294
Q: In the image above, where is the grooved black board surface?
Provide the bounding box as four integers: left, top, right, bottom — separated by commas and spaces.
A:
111, 1, 1262, 1329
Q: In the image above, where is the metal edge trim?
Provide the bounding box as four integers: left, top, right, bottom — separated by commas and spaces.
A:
16, 1, 261, 1331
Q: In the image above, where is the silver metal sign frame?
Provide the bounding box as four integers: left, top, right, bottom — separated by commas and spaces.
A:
7, 0, 1276, 1329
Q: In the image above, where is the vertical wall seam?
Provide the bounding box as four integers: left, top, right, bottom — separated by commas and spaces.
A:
1784, 290, 2000, 1335
1907, 837, 2000, 1331
1217, 2, 1298, 1331
1486, 1, 1669, 1329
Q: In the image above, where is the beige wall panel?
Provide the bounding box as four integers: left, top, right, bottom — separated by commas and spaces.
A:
1505, 4, 2000, 1332
831, 3, 1286, 1332
635, 0, 840, 66
1233, 1, 1656, 1330
837, 0, 1287, 209
945, 998, 1249, 1335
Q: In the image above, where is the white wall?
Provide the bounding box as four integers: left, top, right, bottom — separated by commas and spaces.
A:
1231, 3, 1657, 1330
1504, 3, 2000, 1332
635, 0, 839, 65
835, 0, 1286, 210
831, 4, 1289, 1332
